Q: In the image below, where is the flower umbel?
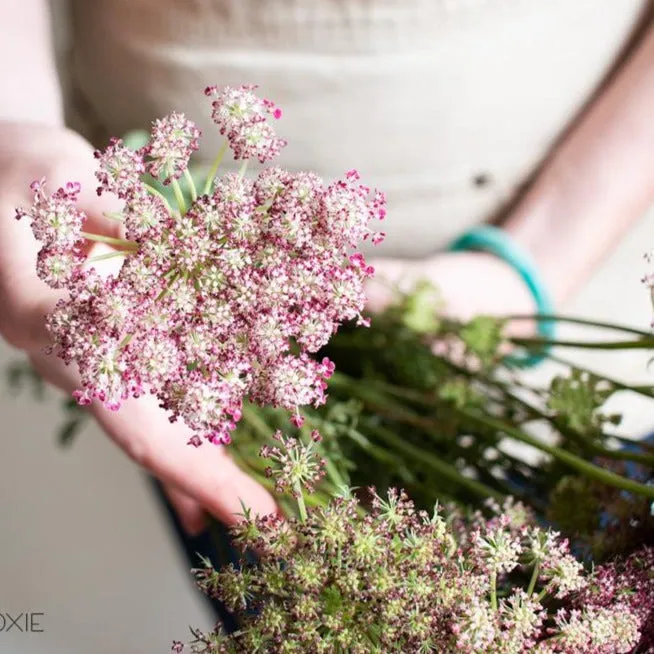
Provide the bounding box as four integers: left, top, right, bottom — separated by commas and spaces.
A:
260, 430, 326, 497
180, 495, 651, 653
205, 84, 287, 163
16, 85, 386, 445
144, 112, 201, 184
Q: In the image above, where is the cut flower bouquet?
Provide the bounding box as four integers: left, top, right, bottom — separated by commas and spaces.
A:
8, 84, 654, 652
176, 436, 653, 653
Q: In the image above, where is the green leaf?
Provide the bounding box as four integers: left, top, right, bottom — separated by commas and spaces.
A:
5, 359, 46, 399
57, 418, 84, 448
6, 361, 25, 390
437, 378, 484, 410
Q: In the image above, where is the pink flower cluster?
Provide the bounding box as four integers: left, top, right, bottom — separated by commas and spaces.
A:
205, 84, 287, 162
17, 85, 386, 445
24, 181, 86, 290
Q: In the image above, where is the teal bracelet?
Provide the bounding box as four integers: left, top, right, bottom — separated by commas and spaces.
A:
447, 225, 555, 368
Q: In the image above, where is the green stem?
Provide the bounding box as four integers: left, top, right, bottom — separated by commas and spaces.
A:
362, 420, 504, 501
202, 140, 229, 196
102, 211, 124, 222
344, 427, 451, 499
505, 314, 653, 338
156, 272, 180, 302
343, 427, 406, 466
546, 352, 654, 400
593, 447, 654, 466
460, 408, 654, 499
329, 374, 538, 474
442, 373, 654, 466
424, 356, 654, 463
241, 403, 274, 440
238, 159, 249, 179
87, 250, 129, 264
346, 402, 520, 494
119, 333, 134, 348
490, 571, 498, 611
527, 562, 540, 596
365, 393, 534, 474
143, 183, 174, 212
184, 168, 197, 203
324, 457, 347, 489
361, 365, 654, 467
511, 336, 654, 351
171, 177, 187, 214
537, 583, 553, 604
294, 481, 308, 522
80, 231, 138, 250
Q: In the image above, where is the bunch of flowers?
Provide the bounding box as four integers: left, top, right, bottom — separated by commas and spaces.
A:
16, 85, 385, 445
172, 435, 653, 653
8, 79, 654, 654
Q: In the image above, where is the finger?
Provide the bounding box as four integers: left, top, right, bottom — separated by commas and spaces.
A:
161, 483, 207, 536
29, 352, 278, 526
94, 399, 278, 526
75, 170, 125, 243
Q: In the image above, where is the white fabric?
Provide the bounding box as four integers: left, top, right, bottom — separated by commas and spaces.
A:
64, 0, 650, 256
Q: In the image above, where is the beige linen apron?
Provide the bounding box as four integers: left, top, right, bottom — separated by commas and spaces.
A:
58, 0, 651, 257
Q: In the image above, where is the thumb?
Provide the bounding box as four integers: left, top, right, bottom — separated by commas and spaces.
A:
161, 483, 208, 536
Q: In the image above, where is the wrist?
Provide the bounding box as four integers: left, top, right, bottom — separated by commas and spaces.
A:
502, 164, 579, 304
447, 226, 555, 364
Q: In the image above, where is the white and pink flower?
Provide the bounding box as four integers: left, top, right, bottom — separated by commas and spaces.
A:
16, 84, 386, 445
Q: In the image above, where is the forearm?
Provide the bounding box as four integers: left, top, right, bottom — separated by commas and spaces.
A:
506, 23, 654, 305
0, 0, 63, 125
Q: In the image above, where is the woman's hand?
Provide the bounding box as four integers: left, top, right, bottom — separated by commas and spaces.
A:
366, 251, 536, 329
0, 122, 277, 533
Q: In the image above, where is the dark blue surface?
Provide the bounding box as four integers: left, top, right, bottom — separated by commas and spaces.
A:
149, 478, 239, 631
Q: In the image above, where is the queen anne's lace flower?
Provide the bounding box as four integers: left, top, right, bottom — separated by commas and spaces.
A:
16, 85, 385, 445
205, 84, 287, 162
145, 112, 201, 184
93, 138, 146, 198
473, 517, 522, 575
17, 180, 85, 247
185, 474, 651, 653
36, 247, 85, 289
